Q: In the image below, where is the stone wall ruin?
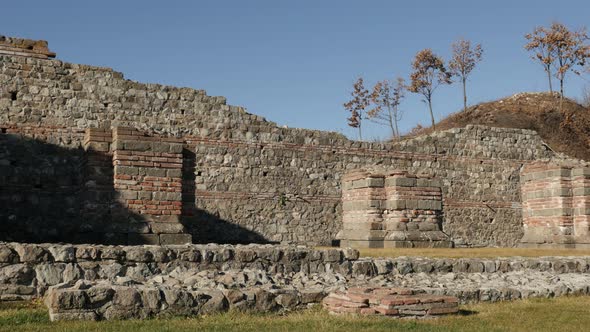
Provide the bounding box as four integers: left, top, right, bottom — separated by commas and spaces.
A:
0, 36, 564, 247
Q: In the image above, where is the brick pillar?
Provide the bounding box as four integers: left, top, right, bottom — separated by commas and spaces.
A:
520, 164, 574, 248
81, 128, 115, 243
111, 127, 191, 245
383, 172, 450, 248
572, 168, 590, 245
339, 170, 386, 248
340, 169, 451, 248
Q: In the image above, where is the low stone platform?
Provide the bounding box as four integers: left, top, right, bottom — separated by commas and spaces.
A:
45, 280, 318, 321
322, 287, 459, 317
4, 242, 590, 321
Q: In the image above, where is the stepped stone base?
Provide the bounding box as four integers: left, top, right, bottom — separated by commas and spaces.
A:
322, 287, 459, 317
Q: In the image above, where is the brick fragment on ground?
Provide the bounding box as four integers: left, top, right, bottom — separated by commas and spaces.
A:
322, 287, 459, 318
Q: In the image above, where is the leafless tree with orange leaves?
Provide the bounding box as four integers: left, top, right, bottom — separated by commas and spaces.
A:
449, 39, 483, 113
525, 26, 556, 93
547, 22, 590, 98
525, 22, 590, 99
408, 49, 452, 130
344, 77, 371, 140
367, 78, 406, 139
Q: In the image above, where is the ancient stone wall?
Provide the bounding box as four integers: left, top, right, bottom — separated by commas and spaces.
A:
0, 38, 557, 246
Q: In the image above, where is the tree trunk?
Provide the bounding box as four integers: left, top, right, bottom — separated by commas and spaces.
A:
462, 77, 467, 112
428, 97, 436, 130
559, 78, 564, 112
358, 121, 362, 141
546, 66, 553, 94
389, 120, 395, 139
387, 106, 396, 139
560, 78, 564, 97
394, 111, 400, 140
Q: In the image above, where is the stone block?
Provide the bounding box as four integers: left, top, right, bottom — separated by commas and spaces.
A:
167, 169, 182, 178
128, 222, 150, 234
418, 222, 439, 231
145, 168, 167, 177
128, 233, 160, 245
123, 141, 151, 151
169, 143, 183, 154
118, 190, 138, 200
151, 142, 171, 153
384, 200, 406, 210
572, 168, 590, 177
159, 233, 192, 245
85, 142, 110, 152
143, 215, 180, 223
385, 177, 416, 187
115, 166, 138, 176
150, 222, 186, 234
573, 188, 590, 197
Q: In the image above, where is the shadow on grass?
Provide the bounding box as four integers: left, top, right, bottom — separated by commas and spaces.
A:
456, 309, 478, 316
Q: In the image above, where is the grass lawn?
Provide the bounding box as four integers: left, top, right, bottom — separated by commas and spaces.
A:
2, 296, 590, 332
355, 247, 590, 258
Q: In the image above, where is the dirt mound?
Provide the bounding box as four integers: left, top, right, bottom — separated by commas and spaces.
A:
410, 92, 590, 160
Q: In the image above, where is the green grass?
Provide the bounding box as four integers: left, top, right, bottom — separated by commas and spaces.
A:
3, 296, 590, 332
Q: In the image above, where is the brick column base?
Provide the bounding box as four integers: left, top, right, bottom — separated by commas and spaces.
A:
520, 163, 590, 248
339, 169, 452, 248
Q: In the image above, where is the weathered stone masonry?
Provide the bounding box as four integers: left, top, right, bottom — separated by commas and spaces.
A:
4, 242, 590, 311
340, 169, 451, 248
0, 36, 557, 246
82, 127, 191, 245
520, 163, 590, 248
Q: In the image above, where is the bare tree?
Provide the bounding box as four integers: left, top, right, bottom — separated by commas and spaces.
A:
449, 39, 483, 112
525, 22, 590, 99
408, 49, 452, 130
344, 77, 371, 140
525, 26, 556, 93
547, 22, 590, 98
367, 78, 406, 139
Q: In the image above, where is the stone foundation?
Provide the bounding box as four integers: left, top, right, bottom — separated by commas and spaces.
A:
2, 242, 590, 320
520, 164, 590, 248
322, 287, 459, 317
340, 169, 452, 248
45, 280, 316, 321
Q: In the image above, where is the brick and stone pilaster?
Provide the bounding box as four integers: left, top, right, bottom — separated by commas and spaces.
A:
81, 128, 115, 243
520, 163, 590, 248
340, 169, 451, 248
110, 127, 191, 245
340, 170, 386, 248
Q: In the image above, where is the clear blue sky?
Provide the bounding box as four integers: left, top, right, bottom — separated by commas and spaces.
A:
3, 0, 590, 140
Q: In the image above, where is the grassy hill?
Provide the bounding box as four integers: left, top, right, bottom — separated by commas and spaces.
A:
411, 92, 590, 160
